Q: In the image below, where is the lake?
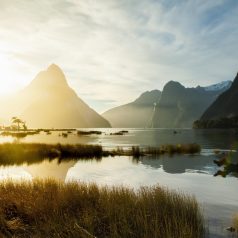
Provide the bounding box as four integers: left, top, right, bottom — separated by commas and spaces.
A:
0, 128, 237, 238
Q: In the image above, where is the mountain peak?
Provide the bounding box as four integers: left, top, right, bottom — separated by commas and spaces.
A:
200, 72, 238, 121
164, 81, 184, 88
231, 72, 238, 87
46, 63, 66, 81
163, 81, 185, 94
13, 64, 111, 128
134, 90, 161, 104
47, 63, 63, 73
204, 80, 232, 92
28, 64, 68, 90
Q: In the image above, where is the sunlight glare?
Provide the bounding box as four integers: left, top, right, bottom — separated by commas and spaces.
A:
0, 53, 23, 96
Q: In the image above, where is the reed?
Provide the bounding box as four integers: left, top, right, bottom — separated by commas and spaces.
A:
0, 179, 205, 238
130, 143, 201, 157
0, 131, 40, 138
0, 143, 103, 165
0, 142, 201, 166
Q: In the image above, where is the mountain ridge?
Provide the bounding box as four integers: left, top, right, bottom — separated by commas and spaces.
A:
200, 72, 238, 121
0, 64, 111, 128
203, 80, 232, 92
103, 79, 231, 128
153, 80, 231, 128
102, 90, 161, 128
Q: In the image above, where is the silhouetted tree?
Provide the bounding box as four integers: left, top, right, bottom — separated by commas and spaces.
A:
11, 117, 25, 131
22, 121, 27, 131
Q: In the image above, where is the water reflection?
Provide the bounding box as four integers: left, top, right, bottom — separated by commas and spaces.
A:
0, 154, 236, 238
0, 151, 224, 184
140, 154, 216, 174
25, 160, 76, 181
1, 129, 238, 150
0, 129, 237, 238
0, 160, 76, 181
64, 156, 238, 238
0, 152, 236, 179
0, 166, 32, 180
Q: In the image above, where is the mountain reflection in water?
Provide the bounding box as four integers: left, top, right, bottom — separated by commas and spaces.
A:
0, 129, 237, 238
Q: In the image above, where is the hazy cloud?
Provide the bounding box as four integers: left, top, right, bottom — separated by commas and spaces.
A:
0, 0, 237, 112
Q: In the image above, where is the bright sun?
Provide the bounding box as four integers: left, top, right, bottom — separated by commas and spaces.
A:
0, 53, 23, 96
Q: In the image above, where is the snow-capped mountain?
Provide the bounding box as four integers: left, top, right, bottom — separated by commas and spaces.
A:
199, 72, 238, 123
204, 80, 232, 91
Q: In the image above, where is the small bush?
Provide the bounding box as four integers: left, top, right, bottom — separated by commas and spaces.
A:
77, 130, 102, 135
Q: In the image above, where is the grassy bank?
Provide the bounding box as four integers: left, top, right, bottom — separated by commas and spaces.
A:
0, 142, 201, 165
108, 143, 201, 158
0, 131, 40, 138
0, 143, 104, 165
135, 143, 201, 157
0, 179, 204, 238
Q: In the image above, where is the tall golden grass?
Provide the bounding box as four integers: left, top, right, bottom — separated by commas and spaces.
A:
0, 143, 103, 165
0, 179, 204, 238
0, 142, 201, 166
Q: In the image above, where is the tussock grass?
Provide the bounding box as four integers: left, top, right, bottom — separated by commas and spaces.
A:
0, 143, 201, 165
0, 129, 77, 138
0, 143, 103, 165
159, 143, 201, 154
0, 179, 204, 238
116, 143, 201, 157
0, 131, 40, 138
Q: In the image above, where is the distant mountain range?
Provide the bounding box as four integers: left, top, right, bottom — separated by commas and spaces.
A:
103, 81, 231, 128
102, 90, 161, 128
153, 80, 231, 128
203, 81, 232, 92
0, 64, 234, 129
194, 73, 238, 128
0, 64, 110, 128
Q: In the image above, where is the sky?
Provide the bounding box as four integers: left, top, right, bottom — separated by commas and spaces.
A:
0, 0, 238, 113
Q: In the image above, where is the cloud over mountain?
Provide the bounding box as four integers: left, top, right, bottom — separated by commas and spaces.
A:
0, 0, 238, 111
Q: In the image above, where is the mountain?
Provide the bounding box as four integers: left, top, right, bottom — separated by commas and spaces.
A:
194, 73, 238, 128
0, 64, 110, 128
153, 80, 231, 128
102, 90, 161, 128
204, 81, 231, 92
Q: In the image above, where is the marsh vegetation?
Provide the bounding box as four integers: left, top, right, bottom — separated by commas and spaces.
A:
0, 179, 204, 238
0, 143, 103, 165
0, 130, 41, 138
0, 142, 201, 166
77, 130, 102, 135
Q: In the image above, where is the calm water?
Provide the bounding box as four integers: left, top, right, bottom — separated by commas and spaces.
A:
0, 128, 238, 238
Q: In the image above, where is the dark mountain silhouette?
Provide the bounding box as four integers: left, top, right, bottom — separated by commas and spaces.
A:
153, 81, 231, 128
194, 73, 238, 128
102, 90, 161, 128
201, 73, 238, 120
0, 64, 110, 128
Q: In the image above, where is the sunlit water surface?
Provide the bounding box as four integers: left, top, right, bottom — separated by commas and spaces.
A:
0, 128, 238, 238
